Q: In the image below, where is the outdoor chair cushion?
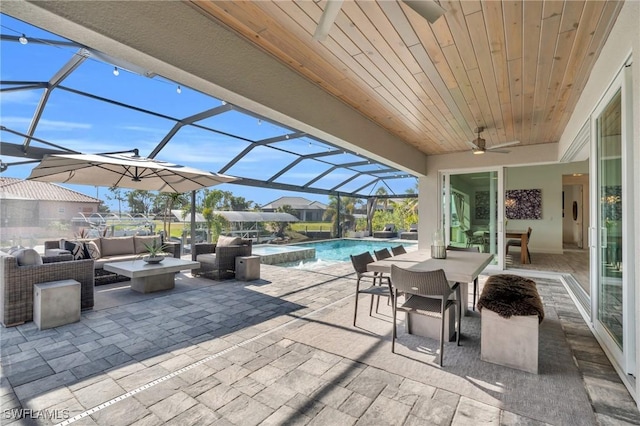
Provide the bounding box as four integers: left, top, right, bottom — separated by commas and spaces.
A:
196, 253, 217, 263
14, 248, 43, 266
217, 235, 243, 247
100, 236, 135, 257
133, 235, 162, 254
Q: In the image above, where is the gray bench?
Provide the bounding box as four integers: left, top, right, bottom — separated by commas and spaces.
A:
477, 274, 544, 374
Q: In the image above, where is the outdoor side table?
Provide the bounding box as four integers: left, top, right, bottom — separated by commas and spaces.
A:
236, 255, 260, 281
34, 279, 81, 330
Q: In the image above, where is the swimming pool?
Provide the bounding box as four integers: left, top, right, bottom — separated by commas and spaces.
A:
272, 239, 417, 270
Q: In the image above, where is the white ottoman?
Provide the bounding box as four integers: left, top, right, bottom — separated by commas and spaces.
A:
34, 279, 81, 330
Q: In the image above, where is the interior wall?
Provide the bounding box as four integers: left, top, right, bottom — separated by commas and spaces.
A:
563, 173, 590, 249
506, 162, 588, 254
562, 185, 577, 244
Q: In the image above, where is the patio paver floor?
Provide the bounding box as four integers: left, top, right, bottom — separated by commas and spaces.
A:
1, 263, 638, 425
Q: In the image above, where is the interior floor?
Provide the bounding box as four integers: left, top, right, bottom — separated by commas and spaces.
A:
505, 246, 590, 295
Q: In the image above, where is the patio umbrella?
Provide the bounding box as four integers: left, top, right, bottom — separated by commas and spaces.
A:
27, 151, 237, 193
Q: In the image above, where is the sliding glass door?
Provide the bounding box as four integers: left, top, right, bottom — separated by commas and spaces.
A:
591, 66, 635, 374
443, 169, 503, 269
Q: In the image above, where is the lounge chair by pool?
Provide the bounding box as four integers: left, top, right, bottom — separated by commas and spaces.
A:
373, 224, 396, 238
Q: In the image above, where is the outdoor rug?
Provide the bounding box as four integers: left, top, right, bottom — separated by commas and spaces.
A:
286, 276, 596, 426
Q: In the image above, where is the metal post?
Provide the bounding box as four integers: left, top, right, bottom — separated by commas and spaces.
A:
191, 190, 196, 261
337, 194, 341, 238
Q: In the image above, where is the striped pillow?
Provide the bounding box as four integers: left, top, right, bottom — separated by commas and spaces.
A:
64, 241, 86, 260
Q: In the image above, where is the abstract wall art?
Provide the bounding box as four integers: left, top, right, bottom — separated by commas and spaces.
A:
475, 191, 490, 220
505, 189, 542, 220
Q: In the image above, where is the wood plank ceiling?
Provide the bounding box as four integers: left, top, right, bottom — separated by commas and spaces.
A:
188, 0, 623, 156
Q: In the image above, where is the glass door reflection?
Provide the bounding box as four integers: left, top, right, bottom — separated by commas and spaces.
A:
447, 171, 501, 267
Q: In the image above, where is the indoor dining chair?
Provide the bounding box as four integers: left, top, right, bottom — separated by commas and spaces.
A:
390, 265, 461, 366
506, 227, 533, 263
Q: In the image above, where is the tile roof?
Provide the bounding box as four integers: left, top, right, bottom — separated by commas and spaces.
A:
0, 177, 100, 203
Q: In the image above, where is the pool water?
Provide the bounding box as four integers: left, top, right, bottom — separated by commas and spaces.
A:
278, 239, 416, 270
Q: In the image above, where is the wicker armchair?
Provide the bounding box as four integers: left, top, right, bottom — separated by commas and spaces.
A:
193, 240, 252, 280
1, 254, 95, 327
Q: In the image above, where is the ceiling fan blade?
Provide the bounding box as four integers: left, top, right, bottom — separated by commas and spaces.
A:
402, 0, 446, 23
465, 140, 479, 150
487, 149, 510, 154
313, 0, 344, 41
487, 140, 520, 150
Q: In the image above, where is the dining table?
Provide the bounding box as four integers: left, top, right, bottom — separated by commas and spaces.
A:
366, 249, 493, 341
505, 230, 530, 264
367, 249, 494, 312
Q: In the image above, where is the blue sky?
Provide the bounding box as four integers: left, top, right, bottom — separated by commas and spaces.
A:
1, 14, 415, 211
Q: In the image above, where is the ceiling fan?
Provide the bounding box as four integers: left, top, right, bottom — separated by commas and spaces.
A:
466, 127, 520, 155
313, 0, 446, 41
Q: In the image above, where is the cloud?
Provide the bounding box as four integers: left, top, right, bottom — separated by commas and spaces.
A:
118, 125, 166, 134
0, 116, 91, 131
0, 91, 40, 105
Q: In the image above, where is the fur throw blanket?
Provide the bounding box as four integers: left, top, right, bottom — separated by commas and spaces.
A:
477, 274, 544, 323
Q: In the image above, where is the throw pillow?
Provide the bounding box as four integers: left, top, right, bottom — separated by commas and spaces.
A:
15, 248, 43, 266
8, 246, 24, 255
84, 241, 101, 260
64, 240, 86, 260
216, 235, 242, 247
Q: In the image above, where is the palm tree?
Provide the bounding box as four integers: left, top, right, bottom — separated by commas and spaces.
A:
323, 195, 356, 237
201, 190, 228, 242
159, 192, 188, 237
375, 186, 389, 211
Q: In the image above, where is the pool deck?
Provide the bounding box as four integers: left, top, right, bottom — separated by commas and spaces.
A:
1, 262, 638, 425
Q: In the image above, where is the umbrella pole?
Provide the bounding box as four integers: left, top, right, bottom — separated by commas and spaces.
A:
191, 190, 196, 261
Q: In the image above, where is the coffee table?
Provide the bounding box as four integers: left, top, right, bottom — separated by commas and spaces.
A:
103, 257, 200, 293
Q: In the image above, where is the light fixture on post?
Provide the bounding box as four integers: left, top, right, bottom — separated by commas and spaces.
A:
113, 67, 120, 76
19, 34, 28, 45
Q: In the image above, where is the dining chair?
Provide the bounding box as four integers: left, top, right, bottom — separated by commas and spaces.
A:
446, 245, 480, 310
391, 245, 407, 256
373, 248, 392, 261
350, 252, 393, 326
506, 227, 533, 263
464, 229, 486, 252
373, 248, 393, 309
390, 265, 461, 366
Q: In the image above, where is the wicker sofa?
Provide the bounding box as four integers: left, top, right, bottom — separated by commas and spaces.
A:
193, 237, 252, 280
0, 251, 95, 327
44, 235, 181, 272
